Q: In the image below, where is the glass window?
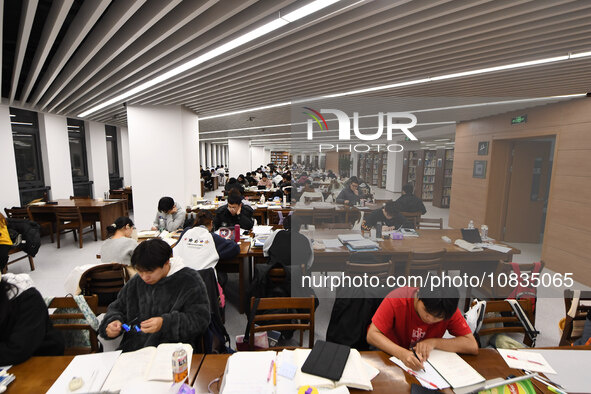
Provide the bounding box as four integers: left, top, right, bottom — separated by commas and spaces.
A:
68, 118, 93, 197
10, 107, 48, 205
106, 125, 122, 190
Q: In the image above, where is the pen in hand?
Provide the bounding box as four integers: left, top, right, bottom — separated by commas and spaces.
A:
411, 348, 426, 372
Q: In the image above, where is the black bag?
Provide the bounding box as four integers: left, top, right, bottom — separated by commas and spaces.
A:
6, 218, 41, 256
198, 268, 232, 354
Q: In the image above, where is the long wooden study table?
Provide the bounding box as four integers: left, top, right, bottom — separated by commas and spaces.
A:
10, 348, 589, 393
28, 198, 127, 240
221, 228, 519, 314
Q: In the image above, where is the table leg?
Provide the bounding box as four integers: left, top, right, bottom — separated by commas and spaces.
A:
239, 256, 248, 314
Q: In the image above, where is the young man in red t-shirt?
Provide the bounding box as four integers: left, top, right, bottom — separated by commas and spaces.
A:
367, 286, 478, 371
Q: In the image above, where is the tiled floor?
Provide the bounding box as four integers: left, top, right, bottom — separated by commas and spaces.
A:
6, 186, 575, 349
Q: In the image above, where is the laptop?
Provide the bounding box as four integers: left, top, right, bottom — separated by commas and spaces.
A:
461, 228, 482, 243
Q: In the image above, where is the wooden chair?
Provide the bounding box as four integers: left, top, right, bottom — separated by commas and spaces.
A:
312, 207, 336, 227
559, 290, 591, 346
252, 210, 265, 225
345, 259, 394, 284
404, 249, 446, 279
373, 199, 391, 206
249, 296, 315, 350
24, 206, 56, 243
401, 211, 422, 228
268, 209, 291, 225
70, 195, 91, 200
418, 218, 443, 230
79, 263, 130, 314
475, 299, 536, 347
55, 207, 97, 248
6, 246, 35, 271
49, 295, 99, 355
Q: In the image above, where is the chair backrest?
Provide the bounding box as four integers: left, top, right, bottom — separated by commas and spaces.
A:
373, 199, 390, 206
249, 296, 315, 350
559, 290, 591, 346
401, 211, 422, 227
79, 263, 130, 313
476, 299, 535, 346
312, 207, 336, 225
49, 295, 99, 354
346, 260, 394, 283
405, 249, 446, 277
55, 207, 82, 222
4, 207, 31, 220
418, 218, 443, 230
70, 195, 91, 200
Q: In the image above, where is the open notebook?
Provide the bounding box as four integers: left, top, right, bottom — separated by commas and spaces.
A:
220, 349, 379, 393
101, 343, 193, 391
390, 349, 485, 390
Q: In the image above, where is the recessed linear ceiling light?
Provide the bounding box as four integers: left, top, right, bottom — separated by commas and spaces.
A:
77, 0, 342, 118
10, 122, 34, 126
434, 139, 450, 142
200, 50, 591, 121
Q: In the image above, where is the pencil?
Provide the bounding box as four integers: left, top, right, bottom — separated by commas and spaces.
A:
273, 360, 277, 386
411, 348, 426, 372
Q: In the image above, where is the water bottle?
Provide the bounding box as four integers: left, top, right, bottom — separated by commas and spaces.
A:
158, 216, 165, 231
234, 224, 240, 244
282, 195, 287, 207
260, 194, 265, 204
172, 346, 188, 383
468, 220, 474, 229
376, 221, 383, 238
481, 224, 488, 240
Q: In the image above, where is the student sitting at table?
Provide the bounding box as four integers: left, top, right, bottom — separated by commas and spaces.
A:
237, 174, 249, 188
99, 239, 210, 352
213, 192, 255, 230
0, 262, 65, 365
225, 177, 245, 195
367, 285, 478, 371
361, 201, 411, 231
100, 216, 138, 265
257, 173, 273, 189
394, 183, 427, 215
272, 185, 293, 203
336, 177, 361, 206
175, 211, 240, 271
263, 215, 313, 269
151, 196, 186, 232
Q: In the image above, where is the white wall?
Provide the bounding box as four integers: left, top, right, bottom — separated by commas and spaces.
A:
119, 126, 132, 187
250, 146, 265, 169
386, 150, 404, 193
263, 149, 271, 166
86, 121, 110, 198
0, 106, 21, 208
350, 151, 359, 177
127, 105, 200, 230
228, 139, 251, 178
38, 113, 73, 199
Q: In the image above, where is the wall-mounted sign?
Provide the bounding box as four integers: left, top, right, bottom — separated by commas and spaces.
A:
478, 141, 489, 156
511, 115, 527, 125
473, 160, 487, 179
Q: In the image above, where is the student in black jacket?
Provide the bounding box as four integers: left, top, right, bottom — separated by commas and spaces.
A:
213, 192, 255, 230
362, 201, 411, 231
0, 266, 65, 365
336, 177, 361, 206
394, 183, 427, 214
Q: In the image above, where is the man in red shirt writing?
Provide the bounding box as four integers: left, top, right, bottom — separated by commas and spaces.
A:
367, 286, 478, 371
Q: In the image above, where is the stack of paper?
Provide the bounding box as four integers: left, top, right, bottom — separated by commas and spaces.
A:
252, 225, 273, 235
47, 352, 122, 393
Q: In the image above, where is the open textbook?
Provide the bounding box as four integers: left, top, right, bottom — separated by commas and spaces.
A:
221, 348, 379, 393
101, 343, 193, 391
390, 349, 485, 390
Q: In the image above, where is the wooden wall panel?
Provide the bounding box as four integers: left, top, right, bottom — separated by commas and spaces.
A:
449, 97, 591, 286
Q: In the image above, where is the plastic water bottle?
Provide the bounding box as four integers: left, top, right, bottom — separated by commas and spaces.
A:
172, 346, 188, 383
260, 194, 265, 204
158, 216, 165, 231
376, 221, 383, 238
468, 220, 474, 229
234, 224, 240, 244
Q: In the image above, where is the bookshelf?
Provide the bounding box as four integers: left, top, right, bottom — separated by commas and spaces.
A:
422, 150, 436, 201
357, 152, 388, 187
270, 151, 290, 167
433, 148, 454, 208
402, 150, 424, 198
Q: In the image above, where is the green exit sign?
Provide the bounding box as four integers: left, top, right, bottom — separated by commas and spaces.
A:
511, 115, 527, 125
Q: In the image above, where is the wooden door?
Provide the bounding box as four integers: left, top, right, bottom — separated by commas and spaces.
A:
504, 141, 552, 243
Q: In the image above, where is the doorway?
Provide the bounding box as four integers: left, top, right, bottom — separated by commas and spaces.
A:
493, 137, 555, 243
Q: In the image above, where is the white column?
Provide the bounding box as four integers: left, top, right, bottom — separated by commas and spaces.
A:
119, 126, 132, 186
38, 113, 73, 199
228, 139, 251, 178
206, 143, 212, 167
127, 105, 200, 230
351, 151, 359, 177
386, 150, 404, 193
250, 146, 265, 169
0, 105, 20, 208
199, 142, 206, 168
213, 144, 218, 166
86, 121, 110, 198
264, 149, 271, 166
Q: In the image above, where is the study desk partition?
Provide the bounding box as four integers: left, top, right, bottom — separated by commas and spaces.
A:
28, 199, 127, 240
192, 348, 587, 394
5, 354, 205, 393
